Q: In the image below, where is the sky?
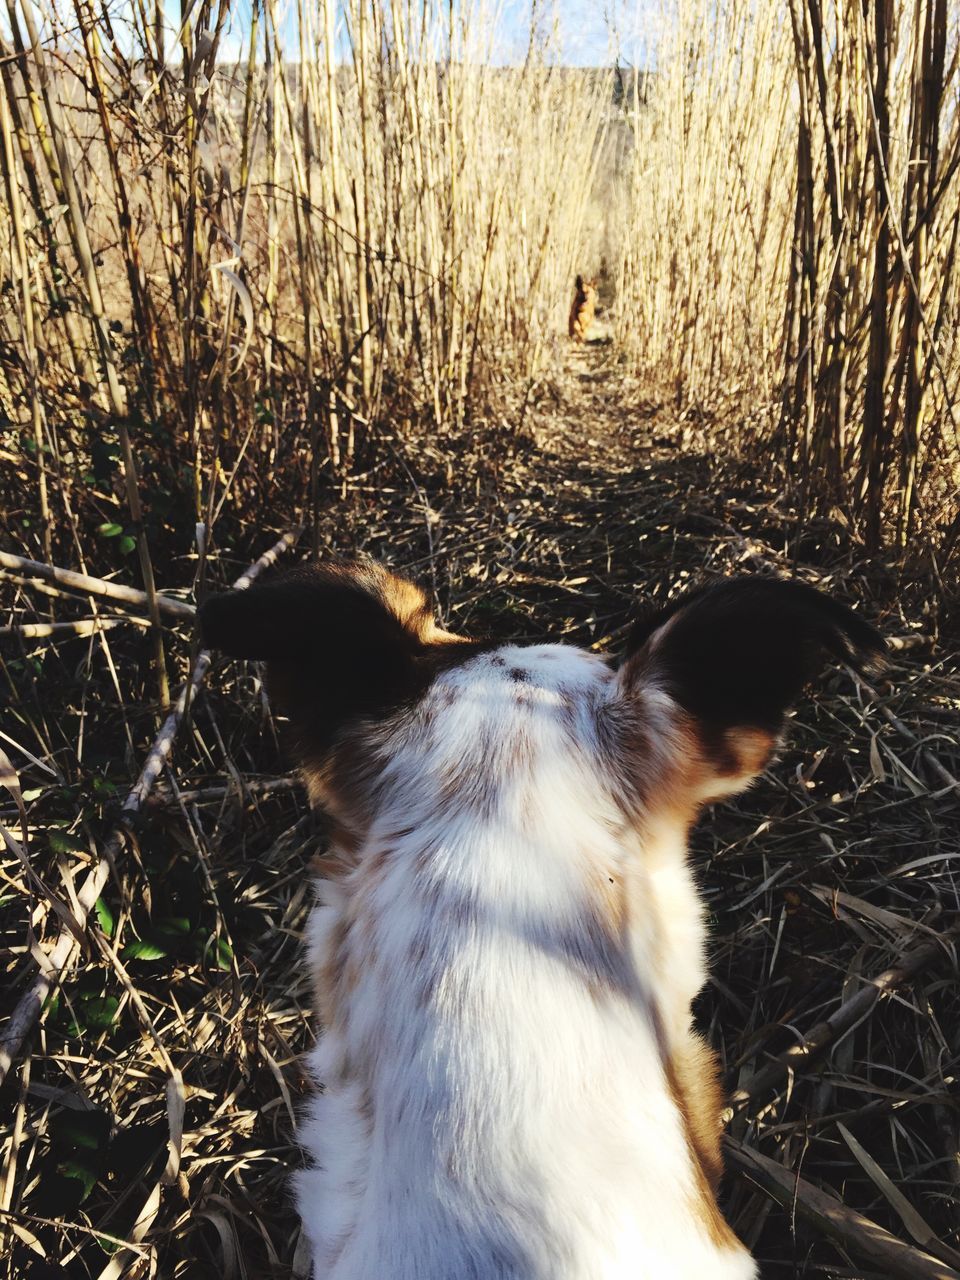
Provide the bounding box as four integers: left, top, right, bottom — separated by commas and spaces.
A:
205, 0, 659, 69
11, 0, 660, 68
494, 1, 656, 66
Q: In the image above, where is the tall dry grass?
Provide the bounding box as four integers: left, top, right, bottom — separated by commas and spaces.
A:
0, 0, 611, 600
1, 0, 959, 657
614, 0, 960, 561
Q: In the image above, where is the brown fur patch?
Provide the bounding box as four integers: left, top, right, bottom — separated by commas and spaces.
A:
663, 1036, 740, 1249
407, 931, 443, 1006
316, 914, 352, 1028
376, 569, 470, 650
681, 723, 778, 805
593, 865, 628, 938
325, 820, 363, 864
357, 1083, 375, 1131
613, 700, 776, 828
601, 699, 675, 825
364, 843, 393, 879
669, 1033, 726, 1193
436, 747, 502, 821
715, 726, 776, 780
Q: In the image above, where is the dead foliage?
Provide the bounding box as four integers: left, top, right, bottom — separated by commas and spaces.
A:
1, 351, 957, 1279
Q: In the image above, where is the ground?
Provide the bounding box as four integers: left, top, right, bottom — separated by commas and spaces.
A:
2, 348, 959, 1278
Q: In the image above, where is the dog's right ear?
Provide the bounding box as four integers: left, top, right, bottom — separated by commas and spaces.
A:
617, 576, 886, 803
199, 560, 469, 752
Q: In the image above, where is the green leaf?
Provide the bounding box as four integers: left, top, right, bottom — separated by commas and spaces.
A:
48, 829, 87, 855
121, 939, 167, 961
54, 1110, 110, 1151
94, 896, 115, 938
82, 996, 120, 1030
156, 916, 192, 937
58, 1158, 98, 1202
98, 522, 123, 537
118, 535, 137, 555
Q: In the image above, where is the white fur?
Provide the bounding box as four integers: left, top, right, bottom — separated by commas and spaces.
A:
295, 643, 757, 1280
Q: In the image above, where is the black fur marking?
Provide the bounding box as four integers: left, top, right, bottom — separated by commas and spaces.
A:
199, 562, 417, 664
624, 576, 886, 732
198, 560, 484, 758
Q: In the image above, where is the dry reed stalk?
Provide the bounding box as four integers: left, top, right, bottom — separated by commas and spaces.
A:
8, 0, 171, 705
610, 0, 960, 558
729, 925, 959, 1109
0, 550, 195, 622
0, 39, 92, 390
0, 617, 140, 638
724, 1137, 960, 1280
0, 67, 50, 566
1, 0, 611, 559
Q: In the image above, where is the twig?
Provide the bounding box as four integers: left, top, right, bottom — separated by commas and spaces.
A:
0, 529, 300, 1085
729, 925, 959, 1109
0, 550, 195, 623
146, 776, 300, 808
851, 668, 960, 794
723, 1137, 960, 1280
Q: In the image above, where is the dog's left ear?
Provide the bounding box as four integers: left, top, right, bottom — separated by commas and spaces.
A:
198, 559, 470, 755
619, 576, 886, 799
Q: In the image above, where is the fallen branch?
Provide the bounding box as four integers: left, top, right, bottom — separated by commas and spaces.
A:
729, 926, 959, 1109
886, 633, 935, 652
723, 1137, 960, 1280
0, 617, 147, 639
0, 549, 195, 623
0, 529, 301, 1085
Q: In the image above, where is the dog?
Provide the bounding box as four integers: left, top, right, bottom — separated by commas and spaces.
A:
199, 562, 884, 1279
569, 275, 599, 342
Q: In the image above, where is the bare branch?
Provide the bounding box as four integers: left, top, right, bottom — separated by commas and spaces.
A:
0, 550, 195, 623
0, 529, 301, 1085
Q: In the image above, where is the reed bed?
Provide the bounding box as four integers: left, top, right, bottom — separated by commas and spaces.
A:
0, 0, 610, 572
615, 0, 960, 565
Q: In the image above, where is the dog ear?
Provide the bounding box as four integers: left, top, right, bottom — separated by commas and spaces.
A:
619, 576, 886, 798
198, 559, 468, 753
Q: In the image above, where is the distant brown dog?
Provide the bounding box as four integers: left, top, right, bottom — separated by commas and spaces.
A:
568, 274, 598, 342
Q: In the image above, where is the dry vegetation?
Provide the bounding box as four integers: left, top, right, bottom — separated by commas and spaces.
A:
1, 0, 959, 1276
